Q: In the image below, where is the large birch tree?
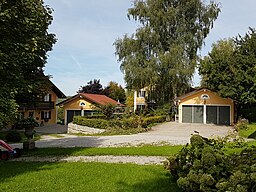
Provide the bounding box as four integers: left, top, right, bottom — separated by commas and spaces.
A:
114, 0, 220, 105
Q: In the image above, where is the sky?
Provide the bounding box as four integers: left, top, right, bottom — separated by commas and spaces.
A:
43, 0, 256, 96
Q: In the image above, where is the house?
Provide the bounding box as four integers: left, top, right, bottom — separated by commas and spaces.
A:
18, 80, 66, 125
57, 93, 125, 125
174, 88, 235, 125
134, 88, 147, 112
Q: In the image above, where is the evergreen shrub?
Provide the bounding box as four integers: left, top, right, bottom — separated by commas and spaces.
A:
72, 115, 166, 129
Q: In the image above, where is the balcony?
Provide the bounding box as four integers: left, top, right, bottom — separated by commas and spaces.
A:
19, 101, 55, 110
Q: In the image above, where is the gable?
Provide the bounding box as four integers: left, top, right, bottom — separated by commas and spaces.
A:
178, 89, 233, 105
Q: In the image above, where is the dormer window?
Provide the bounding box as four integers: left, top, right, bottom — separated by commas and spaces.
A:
44, 94, 52, 102
138, 90, 146, 98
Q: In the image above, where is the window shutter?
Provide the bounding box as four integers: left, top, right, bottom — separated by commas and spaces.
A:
49, 111, 51, 119
49, 94, 52, 102
41, 111, 44, 119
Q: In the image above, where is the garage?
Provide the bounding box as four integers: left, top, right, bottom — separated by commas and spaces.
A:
182, 105, 203, 123
66, 110, 95, 124
176, 88, 234, 125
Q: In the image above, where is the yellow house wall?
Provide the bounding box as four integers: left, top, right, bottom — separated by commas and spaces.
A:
20, 90, 59, 125
136, 97, 146, 105
62, 97, 96, 124
178, 89, 235, 125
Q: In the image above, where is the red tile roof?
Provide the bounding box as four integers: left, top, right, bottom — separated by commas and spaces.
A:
80, 93, 125, 106
57, 93, 125, 107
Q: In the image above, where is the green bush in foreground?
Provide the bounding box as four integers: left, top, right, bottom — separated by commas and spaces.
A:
165, 135, 256, 192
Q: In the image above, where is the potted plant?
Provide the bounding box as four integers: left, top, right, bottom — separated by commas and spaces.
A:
16, 118, 38, 150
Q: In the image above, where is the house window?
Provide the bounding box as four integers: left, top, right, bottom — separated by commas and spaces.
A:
138, 90, 146, 98
44, 94, 52, 102
18, 112, 24, 120
29, 112, 34, 118
41, 111, 51, 120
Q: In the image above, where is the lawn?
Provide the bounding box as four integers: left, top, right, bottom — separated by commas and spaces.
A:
23, 145, 183, 157
0, 162, 179, 192
239, 123, 256, 138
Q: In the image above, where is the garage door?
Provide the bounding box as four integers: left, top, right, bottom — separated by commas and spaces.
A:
206, 106, 230, 125
67, 110, 81, 124
182, 105, 203, 123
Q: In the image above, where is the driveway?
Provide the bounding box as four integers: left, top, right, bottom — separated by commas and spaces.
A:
11, 122, 234, 148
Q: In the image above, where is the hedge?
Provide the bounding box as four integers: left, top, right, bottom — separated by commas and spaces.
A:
72, 115, 166, 129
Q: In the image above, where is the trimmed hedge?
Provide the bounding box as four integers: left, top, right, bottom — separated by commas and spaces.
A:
72, 115, 166, 129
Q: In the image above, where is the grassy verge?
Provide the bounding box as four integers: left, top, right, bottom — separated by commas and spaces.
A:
0, 162, 179, 192
239, 123, 256, 138
23, 145, 183, 157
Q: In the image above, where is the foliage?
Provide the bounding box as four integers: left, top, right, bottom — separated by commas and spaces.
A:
165, 135, 256, 191
0, 0, 56, 128
73, 117, 110, 129
14, 117, 39, 129
57, 106, 64, 124
114, 0, 220, 105
199, 28, 256, 106
73, 115, 166, 130
0, 93, 18, 129
5, 130, 22, 142
102, 81, 126, 103
235, 118, 249, 131
78, 79, 103, 94
97, 103, 116, 119
0, 162, 178, 192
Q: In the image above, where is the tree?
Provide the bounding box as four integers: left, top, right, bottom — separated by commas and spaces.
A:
114, 0, 220, 105
199, 28, 256, 105
0, 0, 56, 128
102, 81, 126, 103
78, 79, 103, 94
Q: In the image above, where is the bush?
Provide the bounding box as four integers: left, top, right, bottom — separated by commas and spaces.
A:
5, 131, 22, 142
72, 115, 166, 130
73, 116, 109, 129
165, 135, 256, 192
236, 118, 249, 131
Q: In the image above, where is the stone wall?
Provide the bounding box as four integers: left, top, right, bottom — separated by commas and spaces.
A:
68, 123, 105, 134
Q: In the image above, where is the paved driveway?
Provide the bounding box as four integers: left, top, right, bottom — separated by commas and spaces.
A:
11, 122, 234, 148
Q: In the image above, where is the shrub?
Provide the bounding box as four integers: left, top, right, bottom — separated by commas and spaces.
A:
73, 115, 166, 130
73, 116, 109, 129
5, 131, 22, 142
165, 135, 256, 192
236, 118, 249, 131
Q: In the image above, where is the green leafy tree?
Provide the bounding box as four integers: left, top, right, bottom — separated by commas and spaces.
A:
199, 28, 256, 105
0, 0, 56, 128
114, 0, 220, 105
78, 79, 103, 94
102, 81, 126, 103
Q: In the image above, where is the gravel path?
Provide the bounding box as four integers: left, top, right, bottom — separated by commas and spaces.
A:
10, 155, 167, 165
11, 122, 234, 149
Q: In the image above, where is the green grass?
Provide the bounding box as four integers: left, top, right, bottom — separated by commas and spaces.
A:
239, 123, 256, 138
0, 162, 179, 192
23, 145, 183, 157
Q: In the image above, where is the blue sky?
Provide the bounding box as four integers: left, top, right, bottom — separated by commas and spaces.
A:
44, 0, 256, 96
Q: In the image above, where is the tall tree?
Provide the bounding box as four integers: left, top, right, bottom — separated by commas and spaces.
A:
199, 28, 256, 105
114, 0, 220, 105
102, 81, 126, 103
0, 0, 56, 128
78, 79, 103, 94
